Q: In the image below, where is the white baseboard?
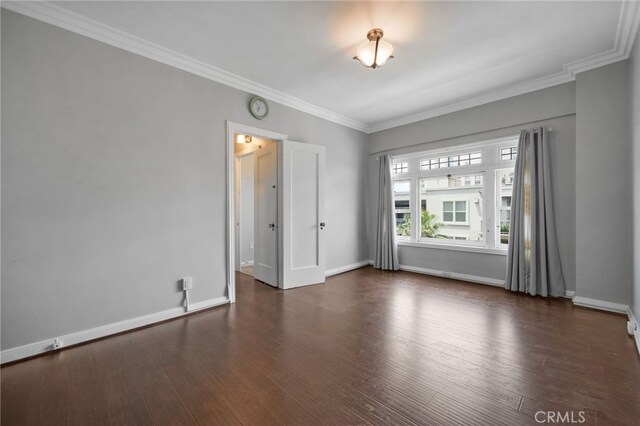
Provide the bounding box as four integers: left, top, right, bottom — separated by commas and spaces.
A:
627, 308, 640, 358
572, 296, 629, 314
398, 264, 505, 287
393, 264, 578, 299
371, 260, 577, 299
325, 260, 371, 277
0, 296, 229, 364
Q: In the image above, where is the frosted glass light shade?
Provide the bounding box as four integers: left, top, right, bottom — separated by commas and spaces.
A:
354, 40, 394, 68
353, 28, 394, 69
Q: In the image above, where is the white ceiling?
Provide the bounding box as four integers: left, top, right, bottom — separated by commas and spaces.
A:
7, 1, 640, 132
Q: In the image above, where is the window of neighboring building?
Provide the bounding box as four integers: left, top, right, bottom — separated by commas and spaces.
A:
391, 136, 518, 252
443, 201, 468, 224
392, 162, 408, 174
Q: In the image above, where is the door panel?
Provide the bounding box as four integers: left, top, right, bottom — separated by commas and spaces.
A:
282, 141, 326, 288
254, 143, 278, 286
290, 150, 319, 269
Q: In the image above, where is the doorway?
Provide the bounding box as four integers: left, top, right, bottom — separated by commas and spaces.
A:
226, 121, 327, 303
226, 122, 287, 302
234, 134, 278, 286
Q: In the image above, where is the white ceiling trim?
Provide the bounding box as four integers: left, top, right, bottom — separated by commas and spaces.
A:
2, 1, 370, 133
3, 1, 639, 135
370, 0, 640, 133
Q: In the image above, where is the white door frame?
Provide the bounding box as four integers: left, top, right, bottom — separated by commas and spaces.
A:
226, 121, 287, 303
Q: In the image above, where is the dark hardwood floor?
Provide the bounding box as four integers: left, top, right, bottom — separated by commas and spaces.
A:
2, 267, 640, 425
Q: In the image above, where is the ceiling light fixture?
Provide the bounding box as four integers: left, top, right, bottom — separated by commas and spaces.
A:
236, 134, 253, 144
353, 28, 394, 69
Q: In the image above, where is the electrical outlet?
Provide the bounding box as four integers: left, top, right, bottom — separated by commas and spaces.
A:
441, 271, 452, 278
182, 277, 193, 291
52, 339, 62, 350
628, 320, 637, 336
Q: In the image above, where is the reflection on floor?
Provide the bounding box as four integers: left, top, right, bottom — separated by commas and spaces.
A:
239, 264, 254, 276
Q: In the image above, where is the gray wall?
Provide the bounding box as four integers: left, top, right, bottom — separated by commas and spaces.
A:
575, 61, 631, 305
369, 83, 577, 154
630, 29, 640, 319
1, 11, 369, 350
367, 84, 577, 289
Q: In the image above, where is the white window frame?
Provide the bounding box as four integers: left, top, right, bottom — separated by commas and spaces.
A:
500, 146, 518, 162
391, 135, 518, 254
392, 162, 409, 174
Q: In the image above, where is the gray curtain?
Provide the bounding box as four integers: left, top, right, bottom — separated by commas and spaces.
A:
374, 155, 399, 270
506, 127, 565, 297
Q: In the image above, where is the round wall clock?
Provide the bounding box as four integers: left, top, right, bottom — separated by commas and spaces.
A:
249, 96, 269, 120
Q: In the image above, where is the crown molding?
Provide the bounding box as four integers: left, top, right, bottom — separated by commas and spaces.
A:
1, 1, 371, 133
369, 0, 640, 133
3, 1, 639, 135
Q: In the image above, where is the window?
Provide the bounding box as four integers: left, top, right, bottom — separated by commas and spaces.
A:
501, 147, 518, 161
421, 152, 481, 170
393, 162, 408, 174
443, 201, 468, 224
419, 175, 482, 241
391, 136, 518, 251
393, 180, 411, 238
463, 175, 483, 186
497, 170, 514, 246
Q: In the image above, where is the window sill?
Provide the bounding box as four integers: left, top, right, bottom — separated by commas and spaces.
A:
397, 241, 508, 256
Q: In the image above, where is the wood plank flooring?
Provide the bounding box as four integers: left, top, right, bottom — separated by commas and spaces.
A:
2, 267, 640, 425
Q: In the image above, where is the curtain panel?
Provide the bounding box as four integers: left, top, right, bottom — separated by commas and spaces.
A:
374, 155, 399, 271
506, 127, 565, 297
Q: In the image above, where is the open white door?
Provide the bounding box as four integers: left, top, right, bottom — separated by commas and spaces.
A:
281, 141, 326, 289
254, 143, 278, 287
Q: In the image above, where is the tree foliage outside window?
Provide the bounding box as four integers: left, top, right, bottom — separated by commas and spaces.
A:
396, 210, 444, 238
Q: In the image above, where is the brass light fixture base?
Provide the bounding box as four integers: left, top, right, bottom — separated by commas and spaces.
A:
367, 28, 384, 41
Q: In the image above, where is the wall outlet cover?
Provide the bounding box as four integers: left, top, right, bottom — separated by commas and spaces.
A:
182, 277, 193, 291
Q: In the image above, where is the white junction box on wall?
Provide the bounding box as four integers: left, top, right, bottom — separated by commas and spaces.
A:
182, 277, 193, 291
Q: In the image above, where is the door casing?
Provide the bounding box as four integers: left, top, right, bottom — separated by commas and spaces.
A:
226, 121, 287, 302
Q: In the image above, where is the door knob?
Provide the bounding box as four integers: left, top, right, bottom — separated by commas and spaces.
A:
320, 222, 326, 230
